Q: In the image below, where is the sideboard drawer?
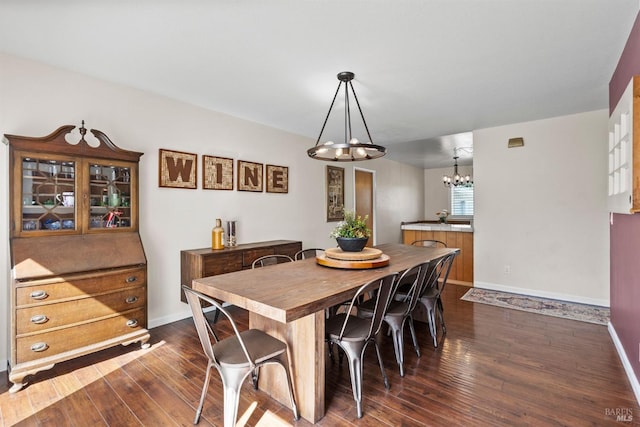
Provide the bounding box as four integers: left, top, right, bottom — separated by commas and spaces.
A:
243, 248, 275, 267
16, 307, 146, 363
16, 286, 146, 335
16, 267, 146, 307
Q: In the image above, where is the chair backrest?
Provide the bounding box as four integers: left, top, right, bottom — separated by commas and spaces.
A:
393, 261, 430, 315
421, 252, 457, 297
411, 239, 447, 248
336, 272, 398, 341
182, 285, 255, 369
294, 248, 324, 260
251, 254, 294, 268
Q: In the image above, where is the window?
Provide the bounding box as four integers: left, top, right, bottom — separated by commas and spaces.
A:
451, 186, 474, 216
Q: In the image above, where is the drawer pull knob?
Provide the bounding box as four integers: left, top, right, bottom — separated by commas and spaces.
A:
30, 342, 49, 352
126, 319, 139, 328
30, 314, 49, 324
125, 296, 138, 304
126, 276, 137, 283
30, 290, 48, 300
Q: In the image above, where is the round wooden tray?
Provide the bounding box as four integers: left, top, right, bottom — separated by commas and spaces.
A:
316, 253, 390, 269
324, 247, 383, 261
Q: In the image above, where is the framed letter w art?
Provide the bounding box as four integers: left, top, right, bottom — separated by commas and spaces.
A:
159, 149, 197, 189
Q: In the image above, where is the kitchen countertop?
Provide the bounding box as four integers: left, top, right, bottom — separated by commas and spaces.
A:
401, 221, 474, 232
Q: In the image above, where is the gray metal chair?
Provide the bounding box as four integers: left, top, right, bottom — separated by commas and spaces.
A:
411, 239, 447, 248
182, 286, 299, 426
396, 252, 456, 348
294, 248, 324, 260
356, 262, 429, 376
325, 272, 398, 418
251, 254, 293, 268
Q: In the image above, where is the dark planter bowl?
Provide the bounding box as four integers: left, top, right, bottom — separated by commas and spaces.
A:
336, 237, 369, 252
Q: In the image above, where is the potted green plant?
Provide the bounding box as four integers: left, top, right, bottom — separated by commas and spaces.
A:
330, 209, 371, 252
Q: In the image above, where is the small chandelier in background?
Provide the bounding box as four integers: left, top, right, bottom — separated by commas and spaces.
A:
307, 71, 386, 162
443, 147, 473, 187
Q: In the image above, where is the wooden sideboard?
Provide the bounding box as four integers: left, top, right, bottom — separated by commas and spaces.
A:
180, 240, 302, 303
402, 229, 473, 286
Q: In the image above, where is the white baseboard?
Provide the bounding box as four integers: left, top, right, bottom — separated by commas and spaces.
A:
474, 281, 610, 308
608, 322, 640, 406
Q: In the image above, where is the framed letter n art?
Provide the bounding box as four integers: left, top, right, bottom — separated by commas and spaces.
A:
159, 149, 197, 189
237, 160, 263, 192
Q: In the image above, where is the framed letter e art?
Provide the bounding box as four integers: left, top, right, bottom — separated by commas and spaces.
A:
266, 164, 288, 193
159, 149, 197, 189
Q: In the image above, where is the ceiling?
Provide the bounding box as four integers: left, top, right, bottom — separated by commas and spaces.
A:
0, 1, 637, 169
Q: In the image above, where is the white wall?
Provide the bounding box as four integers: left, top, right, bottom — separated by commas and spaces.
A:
473, 110, 610, 306
0, 53, 425, 370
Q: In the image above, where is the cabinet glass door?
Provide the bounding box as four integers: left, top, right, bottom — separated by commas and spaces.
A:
21, 157, 76, 232
88, 163, 132, 229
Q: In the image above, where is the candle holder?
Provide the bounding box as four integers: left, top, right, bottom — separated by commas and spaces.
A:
226, 220, 237, 247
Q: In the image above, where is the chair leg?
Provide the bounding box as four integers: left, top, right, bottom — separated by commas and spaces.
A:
194, 362, 213, 424
338, 341, 366, 418
275, 354, 300, 421
437, 298, 446, 334
386, 318, 405, 377
427, 308, 438, 348
373, 340, 390, 389
407, 315, 421, 358
251, 367, 259, 390
220, 368, 248, 427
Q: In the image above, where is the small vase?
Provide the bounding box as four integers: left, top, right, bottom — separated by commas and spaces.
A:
336, 237, 368, 252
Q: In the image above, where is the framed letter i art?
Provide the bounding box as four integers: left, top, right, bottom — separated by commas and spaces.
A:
203, 155, 234, 190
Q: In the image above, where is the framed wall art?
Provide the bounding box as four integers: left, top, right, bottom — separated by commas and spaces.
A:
266, 164, 288, 194
203, 155, 234, 190
326, 165, 344, 221
237, 160, 263, 192
159, 149, 197, 189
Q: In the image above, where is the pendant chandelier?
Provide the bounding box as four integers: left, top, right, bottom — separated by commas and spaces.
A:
307, 71, 386, 161
443, 148, 473, 187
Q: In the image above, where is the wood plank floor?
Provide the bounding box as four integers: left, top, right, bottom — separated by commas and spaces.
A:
1, 284, 638, 426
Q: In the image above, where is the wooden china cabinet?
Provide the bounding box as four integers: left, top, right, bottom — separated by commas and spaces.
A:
4, 123, 150, 392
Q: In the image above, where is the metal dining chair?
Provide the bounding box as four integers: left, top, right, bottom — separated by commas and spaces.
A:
294, 248, 324, 260
325, 272, 398, 418
356, 262, 429, 376
182, 286, 299, 427
396, 252, 456, 348
411, 239, 447, 248
251, 254, 293, 268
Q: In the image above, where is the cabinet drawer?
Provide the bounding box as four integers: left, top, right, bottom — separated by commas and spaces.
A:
16, 307, 146, 363
16, 286, 146, 335
16, 267, 146, 307
202, 252, 243, 276
243, 248, 275, 267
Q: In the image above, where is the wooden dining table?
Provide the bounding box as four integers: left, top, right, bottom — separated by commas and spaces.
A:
191, 242, 459, 423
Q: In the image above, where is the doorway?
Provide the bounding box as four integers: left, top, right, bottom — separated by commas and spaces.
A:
354, 168, 375, 246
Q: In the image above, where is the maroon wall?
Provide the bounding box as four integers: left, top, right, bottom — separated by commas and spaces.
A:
610, 12, 640, 388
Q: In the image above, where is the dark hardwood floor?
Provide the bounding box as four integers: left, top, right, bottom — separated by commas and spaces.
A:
1, 284, 638, 426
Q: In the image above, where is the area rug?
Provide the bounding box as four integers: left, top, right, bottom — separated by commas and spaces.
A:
461, 288, 610, 325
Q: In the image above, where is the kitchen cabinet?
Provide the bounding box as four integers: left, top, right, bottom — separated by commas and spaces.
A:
608, 75, 640, 214
5, 124, 149, 393
180, 240, 302, 303
402, 227, 473, 286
